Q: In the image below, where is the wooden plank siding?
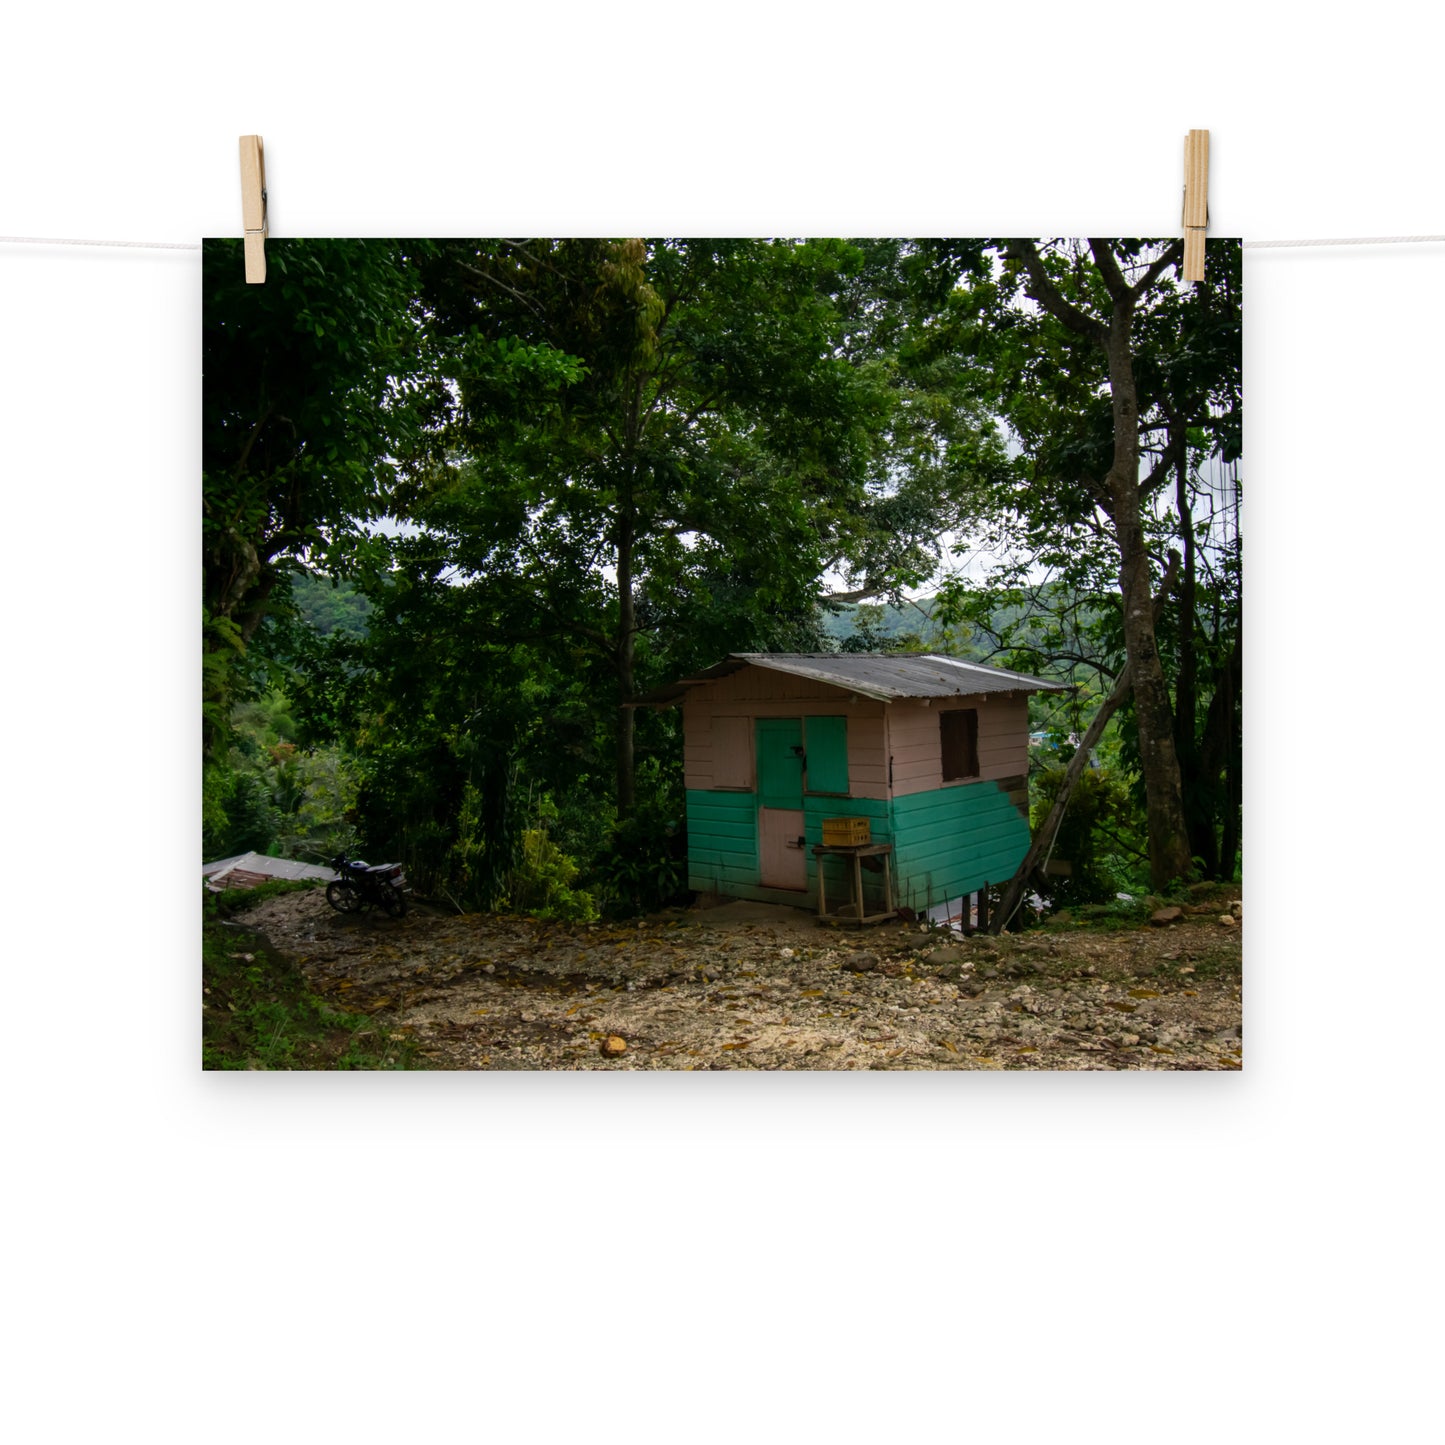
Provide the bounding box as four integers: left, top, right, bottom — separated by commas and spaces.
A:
889, 780, 1032, 912
680, 665, 1036, 912
686, 789, 759, 894
686, 786, 893, 907
887, 695, 1029, 798
682, 679, 888, 801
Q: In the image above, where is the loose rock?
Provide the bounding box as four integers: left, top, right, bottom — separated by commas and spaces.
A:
236, 890, 1242, 1072
1150, 907, 1185, 927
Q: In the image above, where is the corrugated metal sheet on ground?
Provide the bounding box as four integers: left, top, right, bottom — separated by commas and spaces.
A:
203, 851, 338, 890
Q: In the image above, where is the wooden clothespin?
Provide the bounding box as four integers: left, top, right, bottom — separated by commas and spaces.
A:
239, 135, 267, 283
1182, 129, 1209, 283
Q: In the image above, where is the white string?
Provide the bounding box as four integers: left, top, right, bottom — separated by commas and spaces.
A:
0, 235, 201, 251
2, 234, 1440, 255
1243, 235, 1444, 249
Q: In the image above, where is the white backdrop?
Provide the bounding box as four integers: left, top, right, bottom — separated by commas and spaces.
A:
2, 4, 1439, 1441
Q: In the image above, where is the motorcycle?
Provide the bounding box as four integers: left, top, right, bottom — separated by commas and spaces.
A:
325, 853, 410, 918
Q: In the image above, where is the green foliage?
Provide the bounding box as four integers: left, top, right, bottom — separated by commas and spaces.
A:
594, 808, 687, 918
289, 572, 372, 639
911, 238, 1242, 881
592, 757, 687, 916
202, 239, 439, 860
837, 602, 922, 654
202, 910, 425, 1070
202, 237, 1240, 930
202, 687, 359, 863
1038, 896, 1156, 933
1030, 762, 1141, 908
505, 828, 599, 922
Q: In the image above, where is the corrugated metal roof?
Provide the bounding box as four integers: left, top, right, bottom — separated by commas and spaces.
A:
633, 653, 1070, 706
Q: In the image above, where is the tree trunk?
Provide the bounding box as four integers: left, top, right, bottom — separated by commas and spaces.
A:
1198, 638, 1242, 878
1099, 288, 1193, 889
1171, 442, 1219, 876
990, 664, 1134, 933
1011, 239, 1195, 890
990, 553, 1179, 933
615, 505, 636, 818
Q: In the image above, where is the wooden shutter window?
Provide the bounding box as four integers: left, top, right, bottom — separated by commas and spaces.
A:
804, 715, 849, 795
712, 716, 753, 790
941, 708, 979, 781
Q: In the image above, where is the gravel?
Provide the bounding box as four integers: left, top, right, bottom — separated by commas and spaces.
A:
236, 891, 1245, 1071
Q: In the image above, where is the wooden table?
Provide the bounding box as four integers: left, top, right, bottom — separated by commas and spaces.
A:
812, 843, 896, 927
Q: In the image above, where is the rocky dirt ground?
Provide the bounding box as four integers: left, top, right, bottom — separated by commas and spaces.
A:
232, 889, 1243, 1071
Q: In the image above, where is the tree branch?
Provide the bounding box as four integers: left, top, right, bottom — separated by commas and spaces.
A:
1088, 240, 1130, 303
1131, 242, 1184, 300
456, 261, 546, 322
1005, 241, 1109, 347
819, 583, 888, 605
989, 550, 1181, 933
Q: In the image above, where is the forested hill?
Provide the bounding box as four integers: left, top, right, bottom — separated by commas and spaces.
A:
286, 577, 1090, 670
819, 591, 1108, 668
290, 573, 371, 639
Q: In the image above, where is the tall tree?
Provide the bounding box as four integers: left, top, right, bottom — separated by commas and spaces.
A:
202, 239, 434, 761
917, 239, 1241, 889
407, 238, 993, 815
1005, 239, 1192, 886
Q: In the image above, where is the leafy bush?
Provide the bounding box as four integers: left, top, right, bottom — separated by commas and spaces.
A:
202, 914, 425, 1071
505, 827, 598, 922
203, 685, 360, 863
1030, 762, 1140, 908
594, 801, 687, 918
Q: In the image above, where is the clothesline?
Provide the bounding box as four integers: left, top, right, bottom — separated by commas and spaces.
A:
0, 235, 201, 251
1, 234, 1441, 254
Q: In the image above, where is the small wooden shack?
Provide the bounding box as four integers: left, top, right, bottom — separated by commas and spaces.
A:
638, 653, 1067, 916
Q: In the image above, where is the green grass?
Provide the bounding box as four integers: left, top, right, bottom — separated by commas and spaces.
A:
202, 882, 427, 1070
1036, 897, 1156, 933
206, 875, 324, 919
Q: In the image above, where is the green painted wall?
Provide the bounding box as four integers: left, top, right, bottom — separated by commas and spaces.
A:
804, 795, 890, 908
686, 788, 760, 893
686, 779, 1029, 911
889, 780, 1030, 911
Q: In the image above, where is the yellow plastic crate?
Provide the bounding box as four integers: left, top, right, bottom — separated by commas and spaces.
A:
822, 816, 871, 847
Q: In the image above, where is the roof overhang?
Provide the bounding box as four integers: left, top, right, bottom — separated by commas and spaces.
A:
629, 653, 1071, 708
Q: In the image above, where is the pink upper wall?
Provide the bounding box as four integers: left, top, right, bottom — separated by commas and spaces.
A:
679, 665, 1029, 801
682, 671, 889, 799
887, 694, 1029, 797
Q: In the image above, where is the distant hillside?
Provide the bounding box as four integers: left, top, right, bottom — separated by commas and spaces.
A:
819, 589, 1108, 669
818, 597, 1004, 662
291, 572, 371, 639
818, 599, 934, 649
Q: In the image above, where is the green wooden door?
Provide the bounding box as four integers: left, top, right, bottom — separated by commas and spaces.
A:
756, 719, 805, 807
756, 720, 806, 889
804, 715, 848, 794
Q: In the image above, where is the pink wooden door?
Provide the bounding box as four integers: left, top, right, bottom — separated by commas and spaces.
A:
759, 808, 807, 890
756, 719, 807, 890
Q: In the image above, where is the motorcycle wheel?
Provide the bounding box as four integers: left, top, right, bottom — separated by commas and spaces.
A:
326, 880, 363, 914
380, 885, 408, 919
